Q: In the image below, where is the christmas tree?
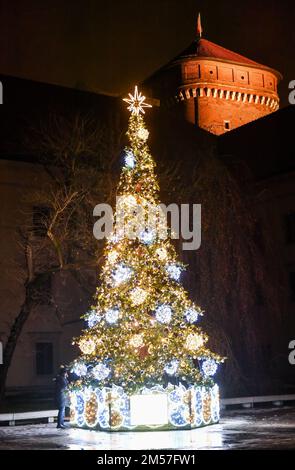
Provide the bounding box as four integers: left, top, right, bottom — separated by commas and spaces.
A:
69, 87, 224, 431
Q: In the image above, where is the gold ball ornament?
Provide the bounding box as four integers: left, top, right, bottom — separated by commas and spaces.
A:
79, 338, 96, 355
130, 287, 148, 306
110, 410, 124, 428
185, 333, 204, 352
137, 127, 149, 141
129, 333, 144, 349
155, 247, 168, 261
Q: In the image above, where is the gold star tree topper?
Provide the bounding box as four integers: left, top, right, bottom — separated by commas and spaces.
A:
123, 86, 152, 115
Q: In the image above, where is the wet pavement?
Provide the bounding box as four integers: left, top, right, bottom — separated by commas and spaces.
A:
0, 407, 294, 450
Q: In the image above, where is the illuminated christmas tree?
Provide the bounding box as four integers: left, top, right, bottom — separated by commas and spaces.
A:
69, 86, 224, 431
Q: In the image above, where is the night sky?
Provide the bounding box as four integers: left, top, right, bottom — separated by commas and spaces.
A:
0, 0, 294, 106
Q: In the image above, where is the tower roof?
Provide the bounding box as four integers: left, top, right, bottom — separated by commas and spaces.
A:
168, 13, 281, 76
174, 37, 263, 67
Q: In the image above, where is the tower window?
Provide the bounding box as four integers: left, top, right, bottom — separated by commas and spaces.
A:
224, 121, 230, 130
35, 342, 53, 375
210, 70, 213, 74
241, 75, 245, 80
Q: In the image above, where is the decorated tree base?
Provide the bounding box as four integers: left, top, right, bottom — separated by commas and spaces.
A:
69, 383, 219, 431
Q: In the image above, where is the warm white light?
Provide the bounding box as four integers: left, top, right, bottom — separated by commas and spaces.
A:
123, 85, 152, 115
107, 249, 119, 264
185, 333, 204, 351
130, 394, 169, 426
155, 247, 168, 261
129, 333, 144, 348
130, 287, 148, 305
79, 338, 96, 355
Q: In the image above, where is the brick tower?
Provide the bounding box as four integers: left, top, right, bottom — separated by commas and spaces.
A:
143, 14, 282, 135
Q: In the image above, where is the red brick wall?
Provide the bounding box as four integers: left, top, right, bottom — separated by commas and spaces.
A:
197, 96, 274, 135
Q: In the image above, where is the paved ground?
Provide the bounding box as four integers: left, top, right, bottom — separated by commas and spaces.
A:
0, 407, 295, 450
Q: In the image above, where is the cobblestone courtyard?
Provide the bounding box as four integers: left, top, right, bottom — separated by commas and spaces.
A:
0, 407, 295, 450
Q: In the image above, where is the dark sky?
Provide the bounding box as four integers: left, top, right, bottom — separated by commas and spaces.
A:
0, 0, 294, 106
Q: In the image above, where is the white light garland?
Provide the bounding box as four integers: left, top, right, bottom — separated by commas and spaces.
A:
164, 359, 179, 376
86, 310, 101, 328
202, 359, 218, 377
166, 264, 182, 281
71, 362, 88, 377
105, 307, 120, 325
138, 229, 155, 245
124, 150, 136, 168
92, 363, 111, 381
155, 304, 173, 324
184, 308, 199, 324
111, 264, 133, 286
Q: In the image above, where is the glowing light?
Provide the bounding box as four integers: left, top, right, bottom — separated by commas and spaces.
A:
123, 85, 152, 115
138, 229, 155, 245
70, 384, 220, 431
105, 307, 120, 325
137, 127, 149, 141
107, 250, 119, 264
79, 338, 96, 355
71, 362, 88, 377
124, 150, 136, 168
185, 333, 204, 352
202, 359, 218, 377
164, 359, 179, 376
130, 287, 148, 306
129, 333, 144, 348
155, 247, 168, 261
130, 394, 168, 426
111, 264, 133, 286
166, 264, 182, 281
184, 308, 199, 324
92, 363, 111, 380
155, 304, 173, 324
86, 310, 101, 328
120, 194, 137, 209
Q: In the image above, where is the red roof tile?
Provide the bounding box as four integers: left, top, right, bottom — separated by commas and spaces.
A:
173, 37, 264, 67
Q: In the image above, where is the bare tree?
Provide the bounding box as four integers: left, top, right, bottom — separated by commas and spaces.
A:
0, 112, 121, 399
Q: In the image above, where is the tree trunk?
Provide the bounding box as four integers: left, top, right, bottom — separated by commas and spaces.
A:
0, 282, 35, 401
